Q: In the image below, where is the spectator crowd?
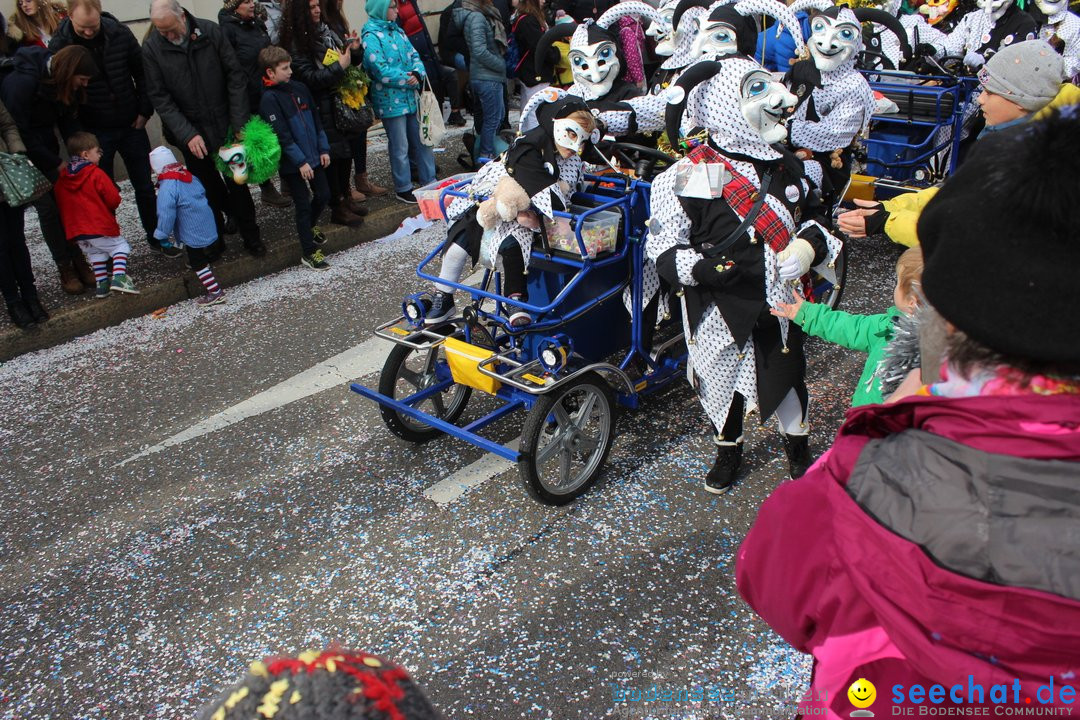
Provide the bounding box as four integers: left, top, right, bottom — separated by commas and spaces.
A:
1, 0, 618, 325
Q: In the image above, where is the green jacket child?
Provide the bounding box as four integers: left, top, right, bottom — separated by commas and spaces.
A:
771, 246, 923, 407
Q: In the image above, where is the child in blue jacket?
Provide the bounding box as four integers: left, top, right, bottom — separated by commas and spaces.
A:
149, 146, 226, 308
258, 46, 333, 270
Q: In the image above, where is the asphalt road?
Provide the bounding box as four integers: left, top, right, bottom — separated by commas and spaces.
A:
0, 216, 903, 719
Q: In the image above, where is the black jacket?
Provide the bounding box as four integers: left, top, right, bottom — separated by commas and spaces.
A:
438, 0, 468, 67
218, 9, 271, 111
289, 25, 352, 159
142, 10, 250, 150
48, 13, 152, 129
511, 14, 558, 85
0, 46, 78, 180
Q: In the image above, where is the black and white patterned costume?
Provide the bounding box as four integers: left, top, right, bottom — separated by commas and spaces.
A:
600, 0, 806, 135
530, 1, 666, 125
937, 1, 1037, 64
446, 98, 587, 273
786, 0, 875, 208
1033, 0, 1080, 78
646, 56, 842, 446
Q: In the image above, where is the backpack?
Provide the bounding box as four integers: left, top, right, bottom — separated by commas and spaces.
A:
504, 15, 531, 76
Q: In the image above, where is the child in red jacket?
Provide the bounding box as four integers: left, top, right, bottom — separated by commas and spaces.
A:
54, 132, 138, 298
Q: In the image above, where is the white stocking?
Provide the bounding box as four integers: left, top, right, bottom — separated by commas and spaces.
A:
435, 242, 470, 293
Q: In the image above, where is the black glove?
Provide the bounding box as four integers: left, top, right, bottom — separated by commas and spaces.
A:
785, 59, 822, 101
692, 258, 741, 288
914, 43, 938, 58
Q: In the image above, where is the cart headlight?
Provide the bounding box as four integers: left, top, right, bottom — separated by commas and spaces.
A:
538, 334, 573, 374
403, 294, 426, 327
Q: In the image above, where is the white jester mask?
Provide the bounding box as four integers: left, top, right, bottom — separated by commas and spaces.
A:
1034, 0, 1068, 15
650, 6, 678, 56
977, 0, 1011, 22
568, 41, 621, 98
218, 144, 248, 184
740, 69, 797, 144
552, 117, 590, 153
690, 19, 740, 58
808, 13, 861, 71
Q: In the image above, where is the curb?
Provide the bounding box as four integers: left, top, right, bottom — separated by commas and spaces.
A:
0, 201, 418, 362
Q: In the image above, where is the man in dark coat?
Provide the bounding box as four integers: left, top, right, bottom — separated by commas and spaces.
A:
49, 0, 160, 250
142, 0, 265, 256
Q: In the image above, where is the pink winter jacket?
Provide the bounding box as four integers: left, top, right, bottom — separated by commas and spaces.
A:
736, 393, 1080, 718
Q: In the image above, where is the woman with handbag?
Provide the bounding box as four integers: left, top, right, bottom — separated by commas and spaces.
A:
0, 100, 50, 329
281, 0, 366, 227
321, 0, 388, 201
362, 0, 437, 204
0, 44, 96, 295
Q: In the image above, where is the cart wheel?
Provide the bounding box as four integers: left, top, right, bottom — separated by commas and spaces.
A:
518, 372, 617, 505
811, 242, 849, 310
377, 343, 472, 442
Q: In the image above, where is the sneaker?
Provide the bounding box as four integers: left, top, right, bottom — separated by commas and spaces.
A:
95, 279, 110, 298
447, 110, 466, 127
704, 441, 743, 494
311, 227, 328, 247
301, 250, 330, 270
197, 290, 226, 308
396, 190, 418, 204
160, 241, 183, 258
507, 293, 531, 328
110, 273, 139, 295
424, 291, 455, 325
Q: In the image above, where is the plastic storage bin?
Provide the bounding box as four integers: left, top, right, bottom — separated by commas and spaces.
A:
415, 173, 476, 221
544, 205, 621, 258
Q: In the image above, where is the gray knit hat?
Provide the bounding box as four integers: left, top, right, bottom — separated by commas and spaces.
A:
978, 39, 1065, 112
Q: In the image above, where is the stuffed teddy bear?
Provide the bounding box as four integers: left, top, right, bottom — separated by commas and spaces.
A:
476, 176, 532, 230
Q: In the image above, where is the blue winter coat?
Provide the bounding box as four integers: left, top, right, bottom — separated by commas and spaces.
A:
755, 12, 811, 72
361, 17, 426, 119
259, 80, 331, 175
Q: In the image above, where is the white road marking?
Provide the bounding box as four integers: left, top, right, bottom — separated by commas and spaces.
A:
118, 336, 390, 466
117, 269, 492, 468
424, 438, 521, 506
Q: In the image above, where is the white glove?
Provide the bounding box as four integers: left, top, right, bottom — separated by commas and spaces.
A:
963, 51, 985, 69
776, 237, 815, 281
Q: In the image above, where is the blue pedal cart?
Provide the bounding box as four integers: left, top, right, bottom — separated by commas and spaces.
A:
351, 163, 688, 505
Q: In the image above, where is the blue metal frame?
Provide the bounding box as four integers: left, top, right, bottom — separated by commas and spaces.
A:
860, 71, 980, 182
350, 171, 688, 457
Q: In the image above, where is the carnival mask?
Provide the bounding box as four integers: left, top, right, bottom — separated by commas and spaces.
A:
977, 0, 1011, 22
1033, 0, 1067, 15
650, 6, 678, 56
218, 144, 248, 184
920, 0, 958, 24
552, 117, 590, 153
808, 13, 861, 71
569, 41, 621, 98
740, 69, 797, 144
690, 19, 740, 58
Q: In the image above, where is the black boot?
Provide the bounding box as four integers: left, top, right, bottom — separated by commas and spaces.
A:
6, 300, 36, 329
783, 434, 812, 479
704, 441, 743, 494
24, 296, 49, 324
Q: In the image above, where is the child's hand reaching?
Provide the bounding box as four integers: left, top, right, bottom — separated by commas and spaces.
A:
769, 292, 805, 320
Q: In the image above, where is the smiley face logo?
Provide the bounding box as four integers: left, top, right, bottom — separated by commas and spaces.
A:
848, 678, 877, 717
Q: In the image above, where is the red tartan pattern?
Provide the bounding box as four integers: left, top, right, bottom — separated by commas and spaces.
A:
684, 145, 792, 254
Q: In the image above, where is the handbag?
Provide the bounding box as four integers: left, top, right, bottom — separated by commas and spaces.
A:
0, 152, 51, 207
417, 75, 446, 147
333, 93, 373, 134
